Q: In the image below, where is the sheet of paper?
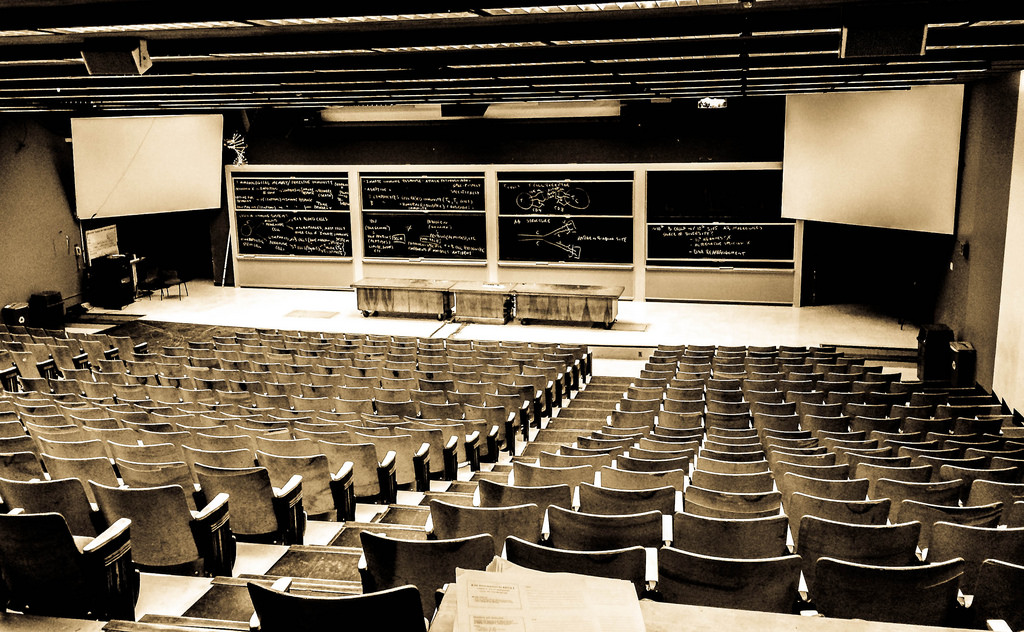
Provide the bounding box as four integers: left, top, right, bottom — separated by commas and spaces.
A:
453, 562, 645, 632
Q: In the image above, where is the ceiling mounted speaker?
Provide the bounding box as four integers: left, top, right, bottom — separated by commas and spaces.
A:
82, 39, 152, 75
840, 23, 927, 58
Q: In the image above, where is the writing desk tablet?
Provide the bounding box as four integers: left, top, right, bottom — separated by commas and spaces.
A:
450, 282, 516, 324
351, 278, 456, 320
513, 283, 624, 329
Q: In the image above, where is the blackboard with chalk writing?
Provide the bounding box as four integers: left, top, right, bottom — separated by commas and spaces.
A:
231, 173, 352, 257
647, 223, 794, 267
363, 212, 486, 260
646, 168, 793, 268
497, 172, 633, 264
236, 210, 352, 257
360, 173, 486, 260
232, 173, 350, 210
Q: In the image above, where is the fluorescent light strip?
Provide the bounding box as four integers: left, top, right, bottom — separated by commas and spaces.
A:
210, 49, 375, 58
592, 54, 740, 63
751, 28, 841, 36
552, 34, 737, 45
374, 41, 546, 52
0, 30, 53, 37
249, 13, 479, 26
45, 21, 251, 35
747, 50, 838, 57
449, 61, 582, 69
483, 2, 732, 16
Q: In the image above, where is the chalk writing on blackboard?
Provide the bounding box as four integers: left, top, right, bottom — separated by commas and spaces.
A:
514, 184, 591, 213
232, 176, 350, 211
517, 218, 582, 259
236, 210, 351, 257
647, 223, 793, 262
363, 212, 486, 260
361, 175, 485, 211
499, 215, 632, 264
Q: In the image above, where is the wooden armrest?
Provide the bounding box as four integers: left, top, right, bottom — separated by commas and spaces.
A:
329, 461, 356, 521
271, 475, 305, 545
36, 357, 58, 379
377, 450, 398, 504
103, 347, 119, 360
72, 351, 90, 369
190, 493, 234, 577
520, 400, 532, 443
82, 516, 137, 620
442, 435, 459, 480
465, 430, 481, 471
133, 342, 149, 354
413, 442, 431, 492
484, 425, 499, 463
83, 517, 132, 554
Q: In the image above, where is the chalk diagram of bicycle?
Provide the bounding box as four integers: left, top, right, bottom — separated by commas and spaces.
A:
517, 219, 582, 260
515, 185, 590, 213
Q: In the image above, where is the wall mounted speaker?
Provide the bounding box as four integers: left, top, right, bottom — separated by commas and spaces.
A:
82, 39, 152, 75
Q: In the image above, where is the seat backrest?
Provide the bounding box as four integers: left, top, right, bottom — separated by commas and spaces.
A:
257, 451, 336, 517
657, 546, 802, 613
476, 478, 572, 512
546, 505, 663, 550
787, 492, 889, 546
0, 511, 132, 619
577, 482, 675, 516
684, 486, 781, 519
512, 461, 594, 489
359, 530, 494, 620
0, 450, 46, 481
796, 515, 921, 594
671, 511, 789, 559
0, 476, 97, 536
928, 522, 1024, 589
599, 465, 686, 493
857, 463, 933, 498
967, 479, 1024, 525
813, 557, 965, 626
428, 499, 542, 556
89, 481, 199, 569
971, 559, 1024, 631
779, 472, 868, 504
897, 499, 1003, 551
248, 582, 425, 632
504, 535, 647, 597
195, 466, 282, 538
40, 453, 119, 503
873, 477, 963, 524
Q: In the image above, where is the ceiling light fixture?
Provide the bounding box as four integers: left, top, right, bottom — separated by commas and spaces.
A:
697, 96, 727, 109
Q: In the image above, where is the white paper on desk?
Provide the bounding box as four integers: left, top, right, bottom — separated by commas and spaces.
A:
453, 566, 645, 632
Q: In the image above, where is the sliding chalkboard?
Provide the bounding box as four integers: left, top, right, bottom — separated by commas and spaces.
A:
498, 172, 633, 264
236, 210, 352, 257
363, 212, 486, 259
499, 215, 632, 264
232, 173, 350, 210
647, 223, 794, 267
647, 169, 783, 221
360, 173, 486, 260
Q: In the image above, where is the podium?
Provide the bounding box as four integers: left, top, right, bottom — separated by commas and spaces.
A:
89, 255, 135, 309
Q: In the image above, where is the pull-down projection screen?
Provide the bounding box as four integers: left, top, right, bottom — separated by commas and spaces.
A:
781, 85, 963, 234
71, 114, 223, 219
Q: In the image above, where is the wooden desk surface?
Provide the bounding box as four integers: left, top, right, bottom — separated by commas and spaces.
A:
449, 281, 517, 294
513, 282, 624, 298
429, 595, 964, 632
351, 278, 455, 291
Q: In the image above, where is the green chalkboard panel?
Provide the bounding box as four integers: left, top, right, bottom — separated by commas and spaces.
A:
499, 215, 632, 264
236, 210, 352, 257
363, 212, 486, 260
232, 173, 350, 210
647, 170, 784, 221
361, 174, 485, 211
647, 223, 794, 266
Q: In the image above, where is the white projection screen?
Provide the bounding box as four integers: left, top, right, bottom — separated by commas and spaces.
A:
781, 85, 964, 234
71, 114, 223, 219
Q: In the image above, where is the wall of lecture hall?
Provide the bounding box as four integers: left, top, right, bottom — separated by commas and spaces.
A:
935, 74, 1018, 396
0, 118, 83, 309
993, 73, 1024, 416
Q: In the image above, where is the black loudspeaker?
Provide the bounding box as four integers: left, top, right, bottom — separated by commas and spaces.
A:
950, 341, 977, 389
917, 324, 954, 384
81, 40, 152, 75
840, 23, 927, 58
29, 291, 65, 330
89, 255, 135, 310
2, 302, 30, 327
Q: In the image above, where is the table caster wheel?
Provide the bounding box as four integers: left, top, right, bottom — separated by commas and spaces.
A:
361, 310, 370, 317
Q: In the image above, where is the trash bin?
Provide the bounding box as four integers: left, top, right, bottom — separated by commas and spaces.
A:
917, 324, 954, 383
950, 341, 977, 389
1, 302, 31, 327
